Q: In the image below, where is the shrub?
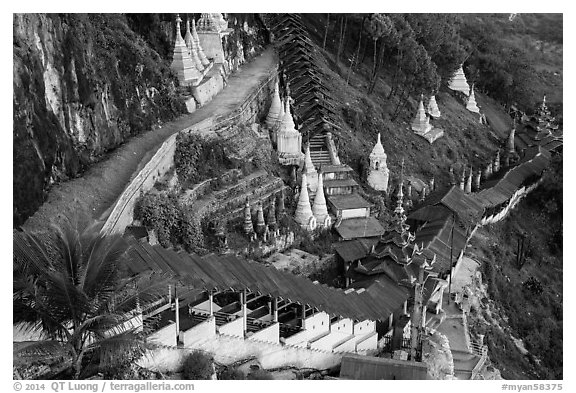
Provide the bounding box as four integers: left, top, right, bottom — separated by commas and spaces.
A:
182, 351, 214, 380
247, 369, 274, 380
218, 367, 245, 380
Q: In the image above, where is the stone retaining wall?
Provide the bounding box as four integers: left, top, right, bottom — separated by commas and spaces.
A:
100, 68, 277, 236
138, 332, 344, 373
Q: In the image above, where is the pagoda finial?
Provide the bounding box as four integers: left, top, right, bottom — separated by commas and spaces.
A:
175, 14, 184, 43
395, 159, 405, 215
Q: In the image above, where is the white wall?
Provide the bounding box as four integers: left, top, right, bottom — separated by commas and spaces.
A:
333, 335, 358, 353
311, 331, 352, 351
341, 207, 369, 219
101, 134, 178, 236
148, 322, 177, 347
331, 318, 353, 335
304, 311, 330, 333
355, 331, 379, 352
218, 317, 244, 338
181, 317, 216, 347
353, 320, 375, 336
248, 322, 280, 344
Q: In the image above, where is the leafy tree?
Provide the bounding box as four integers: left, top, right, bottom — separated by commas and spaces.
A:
13, 220, 169, 379
363, 13, 394, 93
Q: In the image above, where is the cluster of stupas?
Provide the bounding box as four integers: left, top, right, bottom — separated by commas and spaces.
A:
170, 14, 213, 87
367, 133, 390, 192
294, 167, 331, 231
411, 94, 444, 143
243, 195, 283, 243
447, 65, 485, 119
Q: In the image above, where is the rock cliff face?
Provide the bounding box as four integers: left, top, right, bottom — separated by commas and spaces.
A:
13, 14, 185, 227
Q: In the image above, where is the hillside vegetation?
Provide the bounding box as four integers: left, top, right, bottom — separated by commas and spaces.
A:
297, 13, 562, 379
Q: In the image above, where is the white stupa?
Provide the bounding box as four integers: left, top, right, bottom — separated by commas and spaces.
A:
277, 99, 304, 165
265, 81, 283, 130
295, 173, 317, 230
411, 95, 433, 135
466, 85, 480, 113
427, 95, 441, 118
170, 14, 201, 85
184, 18, 204, 73
367, 133, 390, 192
448, 65, 470, 96
312, 172, 330, 228
191, 18, 210, 68
303, 144, 318, 194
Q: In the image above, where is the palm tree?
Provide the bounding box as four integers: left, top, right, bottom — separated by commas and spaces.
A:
13, 221, 169, 379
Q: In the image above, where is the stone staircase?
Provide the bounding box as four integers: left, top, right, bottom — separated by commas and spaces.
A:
309, 134, 332, 167
451, 349, 482, 380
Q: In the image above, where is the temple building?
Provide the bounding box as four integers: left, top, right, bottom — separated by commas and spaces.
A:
514, 96, 563, 154
170, 15, 202, 86
447, 65, 470, 95
276, 98, 304, 166
411, 95, 444, 144
294, 173, 317, 231
466, 85, 480, 114
367, 133, 390, 192
427, 95, 441, 118
334, 181, 443, 356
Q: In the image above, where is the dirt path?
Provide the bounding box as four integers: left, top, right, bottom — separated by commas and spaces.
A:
23, 49, 277, 233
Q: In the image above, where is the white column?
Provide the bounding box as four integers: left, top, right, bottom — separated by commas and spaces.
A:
209, 291, 214, 316
242, 290, 247, 333
175, 295, 180, 345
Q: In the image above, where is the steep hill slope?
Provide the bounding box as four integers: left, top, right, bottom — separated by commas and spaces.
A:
299, 14, 504, 189
13, 14, 186, 227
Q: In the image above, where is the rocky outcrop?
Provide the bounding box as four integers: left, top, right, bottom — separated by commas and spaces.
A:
13, 14, 185, 226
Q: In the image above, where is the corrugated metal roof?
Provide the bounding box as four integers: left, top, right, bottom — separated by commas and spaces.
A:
328, 194, 372, 210
413, 215, 467, 274
333, 238, 377, 262
410, 186, 484, 224
124, 241, 401, 322
474, 147, 550, 208
334, 217, 385, 240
